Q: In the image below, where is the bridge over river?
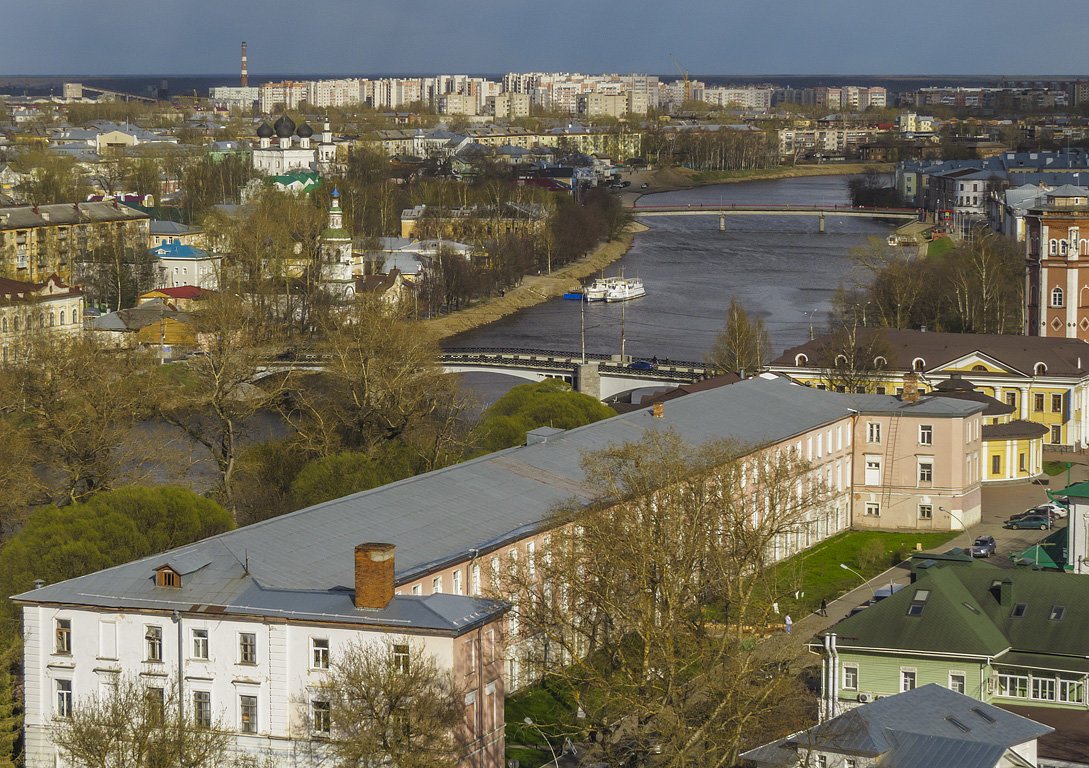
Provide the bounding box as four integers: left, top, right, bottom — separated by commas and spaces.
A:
439, 348, 708, 400
626, 202, 921, 233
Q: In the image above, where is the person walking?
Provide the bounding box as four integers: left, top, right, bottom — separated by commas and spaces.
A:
819, 598, 828, 617
784, 614, 792, 634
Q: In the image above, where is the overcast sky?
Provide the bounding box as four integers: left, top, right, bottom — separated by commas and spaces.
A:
4, 0, 1087, 77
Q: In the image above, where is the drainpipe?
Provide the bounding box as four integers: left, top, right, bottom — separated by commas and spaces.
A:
821, 635, 830, 721
828, 633, 839, 719
172, 610, 184, 722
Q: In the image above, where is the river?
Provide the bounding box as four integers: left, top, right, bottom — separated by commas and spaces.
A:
448, 175, 893, 367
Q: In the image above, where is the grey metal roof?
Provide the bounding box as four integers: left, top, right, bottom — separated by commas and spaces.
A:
839, 393, 985, 418
0, 201, 148, 230
742, 684, 1051, 768
15, 376, 858, 624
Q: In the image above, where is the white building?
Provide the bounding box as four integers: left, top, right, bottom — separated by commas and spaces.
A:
149, 242, 220, 290
252, 116, 335, 176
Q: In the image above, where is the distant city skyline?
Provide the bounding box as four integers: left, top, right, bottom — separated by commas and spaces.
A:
3, 0, 1088, 78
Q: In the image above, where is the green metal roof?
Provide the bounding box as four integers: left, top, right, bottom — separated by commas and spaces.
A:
1011, 527, 1068, 570
1054, 479, 1089, 499
994, 651, 1089, 675
827, 564, 1089, 660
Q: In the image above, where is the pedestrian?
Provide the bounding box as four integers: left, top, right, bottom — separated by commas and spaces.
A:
784, 614, 792, 634
820, 598, 828, 617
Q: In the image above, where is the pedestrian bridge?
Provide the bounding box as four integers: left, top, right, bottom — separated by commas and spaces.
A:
439, 348, 709, 400
625, 203, 921, 233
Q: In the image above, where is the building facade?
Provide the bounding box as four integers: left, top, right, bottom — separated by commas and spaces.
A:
0, 274, 83, 362
1025, 187, 1089, 342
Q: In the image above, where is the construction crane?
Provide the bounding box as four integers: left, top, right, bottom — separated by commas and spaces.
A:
670, 53, 691, 104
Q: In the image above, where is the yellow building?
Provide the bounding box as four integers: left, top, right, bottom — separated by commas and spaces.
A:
399, 204, 546, 241
768, 328, 1089, 452
0, 202, 150, 284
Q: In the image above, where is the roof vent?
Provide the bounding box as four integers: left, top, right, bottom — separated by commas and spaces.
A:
526, 426, 564, 446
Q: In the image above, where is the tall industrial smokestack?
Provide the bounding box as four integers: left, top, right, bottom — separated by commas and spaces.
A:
241, 42, 248, 87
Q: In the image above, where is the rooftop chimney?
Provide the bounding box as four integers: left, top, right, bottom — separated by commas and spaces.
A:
354, 543, 395, 609
652, 402, 664, 418
902, 372, 920, 403
241, 42, 248, 88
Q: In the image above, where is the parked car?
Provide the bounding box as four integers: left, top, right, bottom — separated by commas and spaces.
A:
1034, 501, 1068, 518
1005, 515, 1052, 530
640, 182, 649, 189
970, 536, 997, 557
627, 360, 656, 371
1010, 507, 1059, 523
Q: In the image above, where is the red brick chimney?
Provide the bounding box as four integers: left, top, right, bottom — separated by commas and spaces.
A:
354, 543, 395, 609
902, 372, 920, 403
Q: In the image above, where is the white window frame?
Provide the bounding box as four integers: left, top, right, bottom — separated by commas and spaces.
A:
432, 575, 443, 594
1051, 286, 1065, 308
145, 625, 163, 663
842, 665, 858, 690
56, 679, 73, 718
193, 690, 212, 728
191, 628, 209, 660
867, 422, 881, 443
310, 697, 331, 735
900, 668, 917, 692
239, 694, 258, 734
919, 504, 933, 520
918, 458, 934, 484
238, 632, 257, 665
865, 502, 880, 516
311, 637, 329, 670
918, 424, 933, 445
949, 671, 966, 694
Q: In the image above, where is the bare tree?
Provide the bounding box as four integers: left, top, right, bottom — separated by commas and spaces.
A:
707, 298, 770, 376
506, 429, 827, 768
814, 325, 894, 394
317, 638, 464, 768
52, 673, 232, 768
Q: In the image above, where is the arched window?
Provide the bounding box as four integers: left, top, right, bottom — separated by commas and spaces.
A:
795, 354, 808, 367
972, 364, 987, 372
1035, 362, 1047, 376
38, 312, 44, 329
1051, 287, 1065, 308
1050, 239, 1059, 255
1, 317, 6, 333
12, 316, 18, 332
73, 308, 79, 325
835, 354, 848, 367
873, 356, 887, 368
49, 312, 55, 327
912, 357, 926, 371
59, 310, 64, 325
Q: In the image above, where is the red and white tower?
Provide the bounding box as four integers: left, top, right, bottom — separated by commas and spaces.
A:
241, 41, 248, 87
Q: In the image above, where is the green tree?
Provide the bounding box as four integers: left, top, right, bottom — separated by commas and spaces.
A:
475, 378, 614, 454
707, 298, 770, 376
288, 443, 420, 510
0, 652, 18, 768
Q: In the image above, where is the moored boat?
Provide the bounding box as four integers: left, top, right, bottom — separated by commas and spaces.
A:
604, 277, 646, 302
584, 276, 621, 301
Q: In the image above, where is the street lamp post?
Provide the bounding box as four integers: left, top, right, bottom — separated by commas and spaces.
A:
938, 506, 966, 531
524, 718, 559, 767
839, 563, 875, 601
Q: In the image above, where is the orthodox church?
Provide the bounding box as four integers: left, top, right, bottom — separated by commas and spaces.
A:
252, 114, 337, 175
320, 188, 356, 300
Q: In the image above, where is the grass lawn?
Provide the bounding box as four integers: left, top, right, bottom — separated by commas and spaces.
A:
1043, 460, 1073, 477
504, 676, 579, 767
770, 529, 957, 616
927, 236, 955, 258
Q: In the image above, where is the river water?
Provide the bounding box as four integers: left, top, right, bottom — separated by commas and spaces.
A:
447, 175, 891, 364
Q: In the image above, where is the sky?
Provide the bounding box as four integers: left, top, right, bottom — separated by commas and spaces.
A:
3, 0, 1088, 77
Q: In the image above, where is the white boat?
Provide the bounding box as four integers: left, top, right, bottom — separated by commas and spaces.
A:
584, 276, 622, 301
604, 278, 646, 302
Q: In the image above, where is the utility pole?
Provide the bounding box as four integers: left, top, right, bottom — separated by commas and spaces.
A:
580, 298, 586, 363
620, 300, 626, 362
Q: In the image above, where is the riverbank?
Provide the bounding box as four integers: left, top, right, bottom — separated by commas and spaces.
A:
429, 163, 886, 342
426, 221, 649, 341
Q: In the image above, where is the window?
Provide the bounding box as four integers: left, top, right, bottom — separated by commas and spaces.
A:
146, 687, 165, 723
56, 679, 73, 718
312, 638, 329, 669
972, 707, 996, 723
1011, 603, 1027, 618
392, 644, 410, 674
1052, 425, 1062, 444
55, 618, 72, 654
1032, 677, 1056, 701
843, 666, 858, 690
156, 568, 179, 588
865, 502, 880, 517
471, 564, 481, 595
1005, 392, 1016, 407
452, 569, 462, 595
145, 626, 163, 662
411, 584, 421, 596
919, 504, 933, 520
992, 455, 1001, 475
239, 632, 257, 664
192, 629, 209, 660
1019, 453, 1026, 472
193, 691, 212, 728
1050, 605, 1066, 621
866, 422, 881, 443
846, 759, 857, 768
901, 669, 916, 692
817, 757, 827, 768
949, 672, 966, 694
918, 460, 933, 483
946, 715, 971, 732
1034, 393, 1045, 411
1052, 394, 1064, 413
1060, 680, 1084, 703
919, 424, 933, 445
311, 699, 331, 735
998, 673, 1028, 698
239, 695, 257, 733
865, 458, 881, 485
1051, 287, 1064, 307
432, 576, 442, 594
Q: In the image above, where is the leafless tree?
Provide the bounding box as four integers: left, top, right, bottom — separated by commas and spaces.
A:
504, 429, 827, 768
707, 298, 770, 376
317, 638, 464, 768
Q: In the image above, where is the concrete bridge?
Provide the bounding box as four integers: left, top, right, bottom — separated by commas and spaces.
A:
626, 203, 921, 233
439, 348, 709, 400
